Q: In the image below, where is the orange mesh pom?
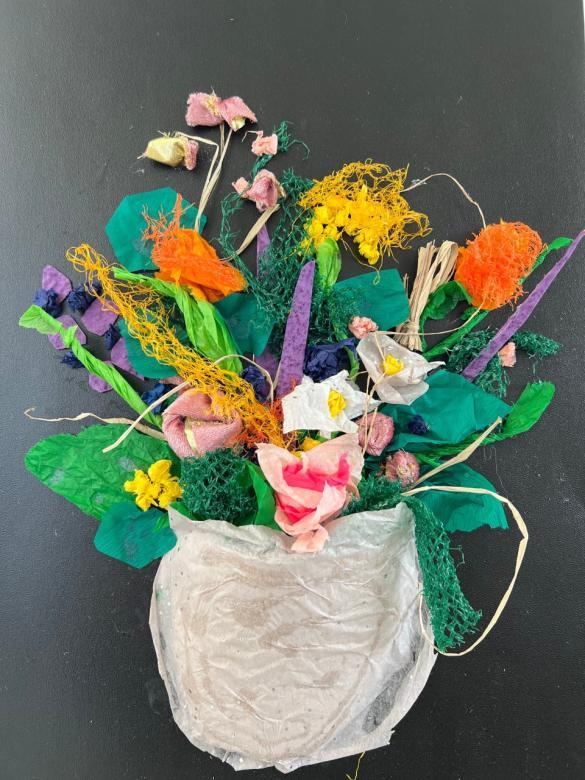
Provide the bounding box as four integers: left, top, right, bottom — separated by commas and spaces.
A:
144, 195, 246, 302
66, 244, 285, 449
455, 221, 543, 310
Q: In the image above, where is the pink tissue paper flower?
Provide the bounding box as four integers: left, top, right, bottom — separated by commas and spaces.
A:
385, 451, 420, 487
250, 131, 278, 156
498, 341, 517, 367
256, 433, 364, 553
185, 91, 256, 131
233, 170, 285, 212
357, 412, 395, 455
349, 316, 379, 339
163, 390, 243, 459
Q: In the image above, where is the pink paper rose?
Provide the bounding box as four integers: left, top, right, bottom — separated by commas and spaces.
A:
256, 433, 364, 553
357, 412, 395, 455
385, 451, 420, 487
250, 131, 278, 156
348, 316, 378, 339
162, 390, 242, 459
233, 169, 285, 211
185, 91, 257, 131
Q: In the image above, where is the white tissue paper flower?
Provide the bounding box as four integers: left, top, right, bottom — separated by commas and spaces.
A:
356, 333, 444, 405
282, 370, 380, 434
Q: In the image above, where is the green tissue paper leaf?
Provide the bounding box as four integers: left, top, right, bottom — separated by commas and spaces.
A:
334, 269, 409, 329
25, 424, 178, 520
316, 238, 342, 288
419, 281, 471, 350
418, 464, 508, 533
246, 462, 278, 529
105, 188, 205, 272
384, 370, 510, 452
19, 306, 161, 427
216, 292, 275, 355
500, 381, 555, 438
94, 501, 176, 568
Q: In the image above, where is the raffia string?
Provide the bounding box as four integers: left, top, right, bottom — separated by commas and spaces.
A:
24, 408, 166, 440
401, 172, 487, 229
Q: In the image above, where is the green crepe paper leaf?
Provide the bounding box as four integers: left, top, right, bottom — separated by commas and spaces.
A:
246, 462, 279, 529
25, 424, 178, 520
215, 292, 275, 355
334, 269, 409, 329
316, 238, 342, 289
105, 188, 206, 272
419, 281, 471, 351
113, 269, 242, 373
500, 381, 555, 438
94, 501, 176, 568
383, 370, 510, 453
19, 306, 161, 428
418, 464, 508, 532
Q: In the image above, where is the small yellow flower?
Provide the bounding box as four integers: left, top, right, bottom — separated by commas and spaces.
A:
124, 459, 182, 511
300, 436, 321, 452
382, 354, 405, 376
327, 389, 347, 417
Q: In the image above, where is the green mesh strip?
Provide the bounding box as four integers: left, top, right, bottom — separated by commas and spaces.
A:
343, 476, 481, 651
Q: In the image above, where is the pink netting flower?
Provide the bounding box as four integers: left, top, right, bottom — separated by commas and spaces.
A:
233, 169, 285, 212
250, 131, 278, 156
357, 412, 395, 455
256, 433, 364, 552
348, 316, 378, 339
384, 451, 420, 487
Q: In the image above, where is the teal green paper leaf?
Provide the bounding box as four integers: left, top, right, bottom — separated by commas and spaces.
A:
19, 306, 161, 427
334, 269, 409, 329
216, 292, 275, 355
25, 424, 178, 520
94, 501, 176, 568
118, 319, 178, 379
418, 464, 508, 532
316, 239, 342, 288
105, 188, 206, 272
384, 370, 510, 452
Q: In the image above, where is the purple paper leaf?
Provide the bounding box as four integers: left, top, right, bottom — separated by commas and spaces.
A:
256, 347, 279, 379
81, 298, 118, 336
89, 364, 113, 393
111, 337, 142, 379
47, 315, 87, 350
256, 224, 270, 277
276, 261, 315, 398
42, 265, 72, 304
463, 230, 585, 380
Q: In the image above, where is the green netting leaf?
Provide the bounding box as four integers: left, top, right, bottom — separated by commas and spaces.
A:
334, 268, 409, 329
384, 370, 511, 452
215, 292, 274, 355
25, 424, 178, 520
105, 188, 206, 272
418, 464, 508, 532
19, 306, 161, 427
316, 238, 342, 289
500, 381, 555, 437
94, 501, 176, 568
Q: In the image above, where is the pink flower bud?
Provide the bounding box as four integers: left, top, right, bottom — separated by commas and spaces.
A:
232, 170, 284, 212
251, 131, 278, 156
348, 316, 379, 339
384, 451, 420, 487
357, 413, 394, 455
498, 341, 517, 367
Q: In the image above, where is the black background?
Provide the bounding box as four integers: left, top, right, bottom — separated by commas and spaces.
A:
1, 1, 585, 778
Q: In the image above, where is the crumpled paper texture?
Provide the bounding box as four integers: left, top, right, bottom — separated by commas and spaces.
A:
150, 505, 436, 772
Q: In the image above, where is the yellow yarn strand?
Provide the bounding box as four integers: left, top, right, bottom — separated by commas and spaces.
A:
299, 161, 431, 266
66, 244, 285, 448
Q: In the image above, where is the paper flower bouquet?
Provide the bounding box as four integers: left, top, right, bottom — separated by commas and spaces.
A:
20, 91, 584, 772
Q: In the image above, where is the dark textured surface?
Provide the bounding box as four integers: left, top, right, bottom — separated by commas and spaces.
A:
1, 1, 585, 778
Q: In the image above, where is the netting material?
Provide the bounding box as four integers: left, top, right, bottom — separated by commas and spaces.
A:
66, 245, 286, 448
180, 449, 257, 523
344, 476, 481, 651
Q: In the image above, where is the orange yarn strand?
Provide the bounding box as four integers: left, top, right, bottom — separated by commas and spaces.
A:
66, 244, 285, 448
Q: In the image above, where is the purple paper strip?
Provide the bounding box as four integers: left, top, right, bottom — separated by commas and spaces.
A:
81, 298, 118, 335
47, 315, 87, 349
42, 265, 72, 304
276, 261, 315, 398
256, 347, 279, 379
463, 230, 585, 380
89, 363, 113, 393
256, 224, 270, 277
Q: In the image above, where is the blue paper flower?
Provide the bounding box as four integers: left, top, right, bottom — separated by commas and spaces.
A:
33, 288, 62, 317
61, 350, 83, 368
67, 281, 102, 313
407, 414, 429, 435
103, 323, 121, 350
242, 365, 270, 402
304, 339, 357, 382
141, 382, 169, 414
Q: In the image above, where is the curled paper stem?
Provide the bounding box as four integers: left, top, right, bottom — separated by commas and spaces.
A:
24, 408, 166, 439
406, 484, 528, 657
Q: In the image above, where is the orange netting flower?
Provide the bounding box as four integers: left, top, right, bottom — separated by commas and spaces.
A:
143, 195, 246, 302
455, 221, 543, 310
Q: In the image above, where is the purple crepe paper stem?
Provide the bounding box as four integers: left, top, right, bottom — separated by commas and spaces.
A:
276, 261, 315, 398
256, 224, 270, 277
463, 230, 585, 380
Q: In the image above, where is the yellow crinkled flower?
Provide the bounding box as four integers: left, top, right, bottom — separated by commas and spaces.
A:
124, 459, 182, 511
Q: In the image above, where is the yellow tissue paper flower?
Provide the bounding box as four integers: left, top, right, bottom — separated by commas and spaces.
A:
124, 459, 182, 511
327, 389, 347, 417
382, 354, 404, 376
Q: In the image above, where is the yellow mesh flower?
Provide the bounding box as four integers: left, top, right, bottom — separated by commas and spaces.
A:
124, 459, 182, 511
